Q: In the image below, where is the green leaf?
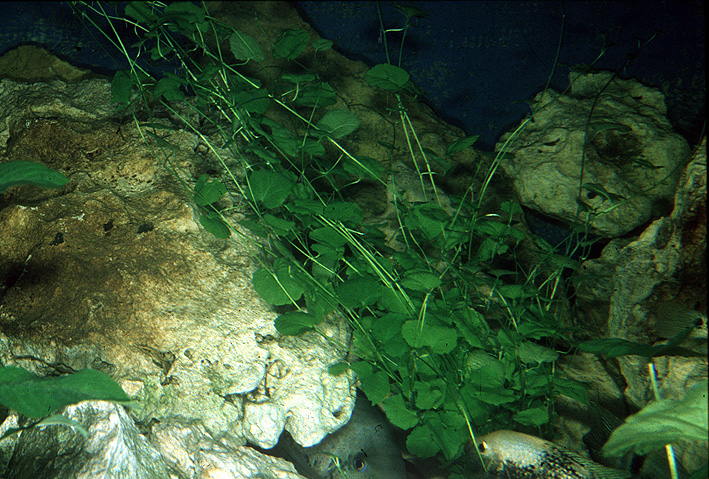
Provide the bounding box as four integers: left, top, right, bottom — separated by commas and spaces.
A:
304, 287, 338, 321
414, 379, 446, 410
603, 381, 708, 457
274, 311, 319, 335
199, 212, 231, 239
0, 367, 129, 418
312, 39, 333, 51
378, 288, 412, 315
553, 376, 589, 404
163, 2, 206, 33
407, 424, 439, 458
154, 76, 184, 101
252, 267, 305, 306
400, 270, 442, 292
259, 119, 299, 156
394, 4, 428, 19
401, 321, 458, 354
263, 214, 295, 236
295, 82, 337, 108
111, 70, 135, 105
467, 385, 516, 406
337, 276, 382, 309
272, 28, 310, 60
230, 30, 265, 62
454, 307, 488, 348
382, 393, 419, 429
315, 110, 360, 139
514, 406, 549, 427
125, 2, 158, 24
323, 201, 363, 226
518, 341, 559, 365
350, 362, 389, 404
247, 169, 294, 209
193, 175, 226, 206
365, 64, 410, 92
474, 219, 510, 237
343, 156, 384, 181
446, 135, 479, 156
328, 362, 350, 376
310, 227, 348, 248
281, 73, 316, 85
405, 204, 448, 240
36, 414, 89, 438
426, 412, 468, 460
0, 161, 68, 194
465, 351, 506, 386
232, 88, 270, 114
371, 313, 406, 343
476, 237, 508, 262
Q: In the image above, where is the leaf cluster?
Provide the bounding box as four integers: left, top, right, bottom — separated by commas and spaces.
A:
70, 2, 697, 474
73, 0, 588, 464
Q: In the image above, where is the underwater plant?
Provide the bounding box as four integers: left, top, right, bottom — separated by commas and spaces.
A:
65, 2, 705, 478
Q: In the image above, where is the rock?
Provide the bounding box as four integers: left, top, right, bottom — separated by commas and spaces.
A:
4, 401, 171, 479
497, 71, 691, 238
1, 400, 308, 479
572, 137, 707, 478
0, 76, 354, 476
0, 45, 92, 83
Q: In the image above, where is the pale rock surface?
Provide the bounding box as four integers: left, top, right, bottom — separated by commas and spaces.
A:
0, 76, 354, 477
497, 71, 691, 237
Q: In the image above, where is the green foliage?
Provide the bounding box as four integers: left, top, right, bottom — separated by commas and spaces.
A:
0, 367, 130, 419
72, 3, 686, 476
365, 64, 410, 92
0, 160, 69, 193
603, 381, 708, 457
579, 328, 706, 358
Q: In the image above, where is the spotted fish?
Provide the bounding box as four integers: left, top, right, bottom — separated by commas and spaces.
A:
469, 430, 631, 479
275, 396, 407, 479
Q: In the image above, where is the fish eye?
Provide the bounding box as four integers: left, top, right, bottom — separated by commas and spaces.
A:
353, 456, 367, 471
477, 441, 488, 453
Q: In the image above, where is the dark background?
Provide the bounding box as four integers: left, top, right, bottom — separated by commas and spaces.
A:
1, 1, 704, 150
293, 1, 705, 149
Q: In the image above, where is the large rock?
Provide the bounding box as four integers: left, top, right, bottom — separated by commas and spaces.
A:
573, 137, 707, 477
0, 77, 353, 478
497, 71, 691, 237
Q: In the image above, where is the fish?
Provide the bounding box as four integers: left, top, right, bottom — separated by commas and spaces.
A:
273, 395, 407, 479
583, 402, 637, 472
654, 301, 707, 340
468, 430, 631, 479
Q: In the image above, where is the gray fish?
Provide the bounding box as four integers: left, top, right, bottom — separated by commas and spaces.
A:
583, 402, 633, 472
469, 430, 631, 479
654, 301, 707, 340
275, 396, 407, 479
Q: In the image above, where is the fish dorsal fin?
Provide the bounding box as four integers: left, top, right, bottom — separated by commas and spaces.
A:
585, 461, 632, 479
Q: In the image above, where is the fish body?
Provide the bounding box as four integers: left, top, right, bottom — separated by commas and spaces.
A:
276, 396, 406, 479
654, 301, 708, 340
470, 430, 630, 479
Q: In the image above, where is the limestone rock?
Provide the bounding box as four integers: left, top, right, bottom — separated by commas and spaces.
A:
4, 401, 170, 479
0, 77, 353, 476
497, 71, 691, 237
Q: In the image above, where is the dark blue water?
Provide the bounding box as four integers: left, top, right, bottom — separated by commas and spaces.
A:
294, 1, 705, 149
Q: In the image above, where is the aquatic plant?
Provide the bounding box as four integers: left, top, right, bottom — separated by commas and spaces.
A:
67, 2, 703, 477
